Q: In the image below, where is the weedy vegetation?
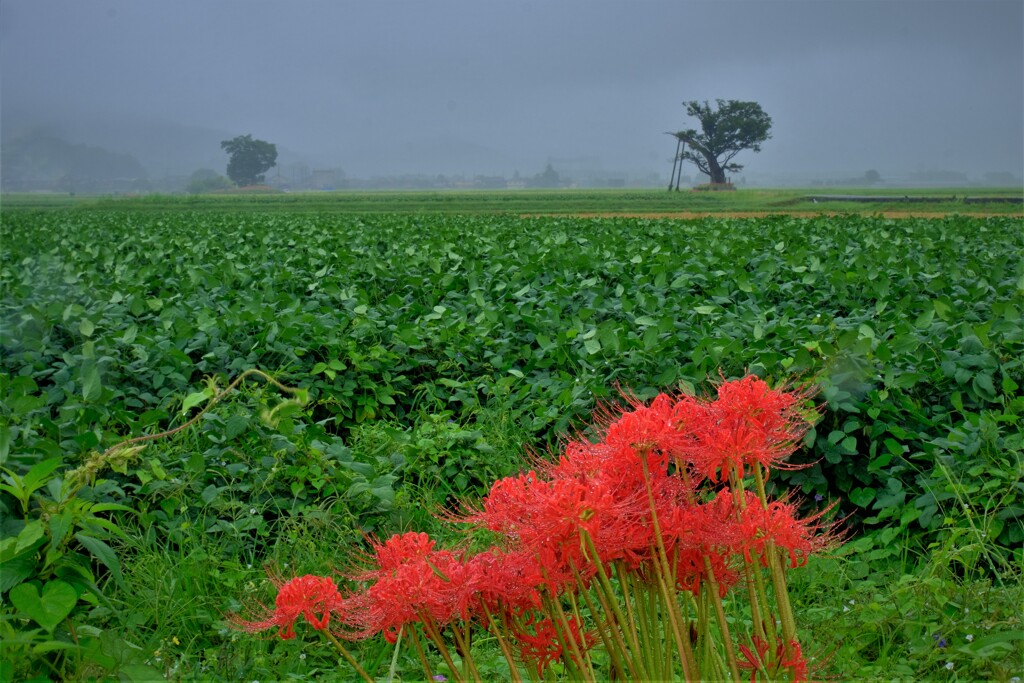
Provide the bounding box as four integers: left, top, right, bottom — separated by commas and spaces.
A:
1, 198, 1021, 681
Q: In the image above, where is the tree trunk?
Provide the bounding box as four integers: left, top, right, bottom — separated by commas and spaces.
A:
707, 156, 727, 184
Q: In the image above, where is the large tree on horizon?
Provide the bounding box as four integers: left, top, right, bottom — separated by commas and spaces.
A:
220, 134, 278, 187
671, 100, 772, 186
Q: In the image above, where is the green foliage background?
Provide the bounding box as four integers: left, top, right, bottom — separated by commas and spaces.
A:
1, 207, 1021, 680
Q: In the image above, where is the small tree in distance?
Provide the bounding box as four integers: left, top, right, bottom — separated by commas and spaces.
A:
671, 100, 772, 187
220, 134, 278, 187
186, 168, 232, 194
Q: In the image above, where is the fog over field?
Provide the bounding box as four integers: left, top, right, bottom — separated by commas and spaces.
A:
2, 0, 1022, 187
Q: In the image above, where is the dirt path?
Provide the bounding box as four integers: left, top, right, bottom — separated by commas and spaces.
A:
525, 211, 1023, 219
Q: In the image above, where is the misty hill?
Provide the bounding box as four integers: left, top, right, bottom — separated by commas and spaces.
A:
2, 107, 238, 178
1, 130, 149, 193
1, 105, 533, 187
0, 107, 353, 192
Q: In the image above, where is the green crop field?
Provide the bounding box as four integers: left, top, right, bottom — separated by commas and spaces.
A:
1, 204, 1022, 681
3, 185, 1023, 215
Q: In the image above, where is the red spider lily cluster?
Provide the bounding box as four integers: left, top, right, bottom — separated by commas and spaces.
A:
228, 571, 345, 640
230, 376, 840, 682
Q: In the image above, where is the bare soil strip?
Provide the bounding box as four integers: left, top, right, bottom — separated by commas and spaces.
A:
524, 211, 1023, 219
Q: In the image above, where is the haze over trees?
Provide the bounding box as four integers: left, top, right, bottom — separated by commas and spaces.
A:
0, 129, 148, 193
220, 135, 278, 186
670, 100, 772, 186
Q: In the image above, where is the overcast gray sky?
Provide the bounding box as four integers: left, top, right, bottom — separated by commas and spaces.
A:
2, 0, 1022, 180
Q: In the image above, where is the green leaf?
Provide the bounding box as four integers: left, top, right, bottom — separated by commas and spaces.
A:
181, 388, 213, 414
16, 520, 46, 553
913, 307, 934, 328
79, 318, 95, 337
225, 414, 250, 440
48, 511, 75, 559
0, 423, 9, 466
10, 580, 79, 632
932, 297, 952, 321
583, 337, 602, 355
74, 533, 124, 589
82, 363, 102, 402
884, 438, 904, 457
32, 641, 81, 655
848, 487, 876, 508
17, 458, 63, 497
0, 551, 37, 594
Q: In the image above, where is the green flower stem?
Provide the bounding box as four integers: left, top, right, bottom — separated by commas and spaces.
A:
564, 588, 598, 680
580, 533, 645, 680
753, 464, 800, 658
386, 627, 404, 683
321, 629, 376, 683
614, 562, 640, 651
748, 556, 777, 645
767, 546, 799, 657
732, 465, 774, 644
544, 594, 595, 683
728, 473, 768, 647
407, 626, 436, 682
480, 602, 524, 683
701, 558, 742, 682
419, 616, 467, 683
510, 613, 544, 683
449, 621, 482, 683
696, 590, 712, 668
577, 581, 622, 679
617, 565, 660, 680
750, 462, 770, 511
640, 454, 697, 678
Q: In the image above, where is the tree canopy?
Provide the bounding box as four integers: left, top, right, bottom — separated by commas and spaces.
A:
220, 134, 278, 187
671, 100, 772, 186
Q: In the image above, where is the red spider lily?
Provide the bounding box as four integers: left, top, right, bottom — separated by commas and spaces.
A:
351, 532, 470, 643
514, 615, 595, 677
368, 530, 438, 570
680, 376, 815, 482
598, 392, 690, 467
547, 438, 692, 550
659, 490, 745, 596
548, 439, 660, 502
461, 548, 545, 619
461, 464, 657, 581
228, 571, 347, 640
739, 495, 842, 568
738, 636, 808, 683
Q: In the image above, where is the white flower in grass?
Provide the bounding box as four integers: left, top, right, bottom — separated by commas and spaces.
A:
945, 662, 954, 670
965, 634, 974, 642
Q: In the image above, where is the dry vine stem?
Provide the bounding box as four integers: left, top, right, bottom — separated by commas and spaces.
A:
66, 369, 305, 490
